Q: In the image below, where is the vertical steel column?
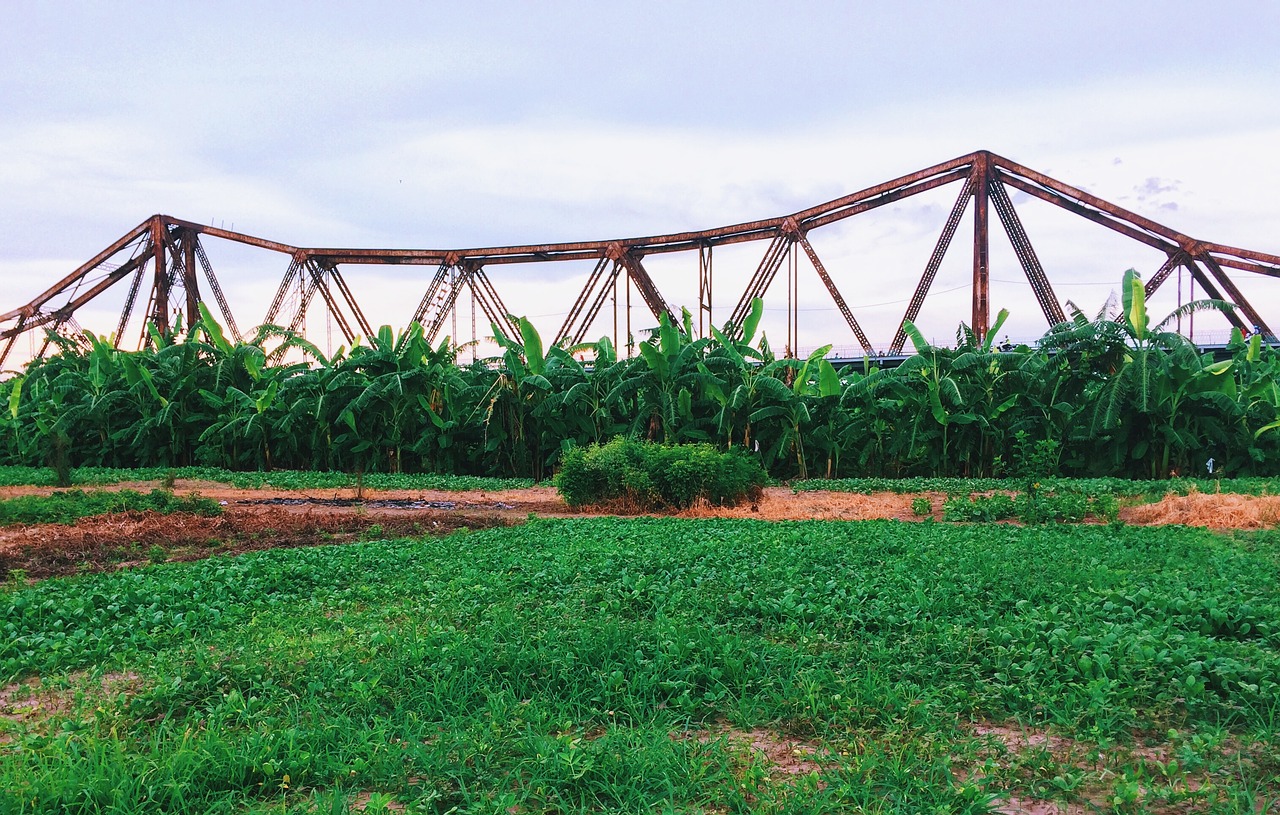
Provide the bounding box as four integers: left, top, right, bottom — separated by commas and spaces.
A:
971, 152, 991, 341
182, 229, 199, 327
149, 217, 170, 336
783, 236, 793, 355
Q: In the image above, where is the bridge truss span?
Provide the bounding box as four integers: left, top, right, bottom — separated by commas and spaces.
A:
2, 149, 1278, 369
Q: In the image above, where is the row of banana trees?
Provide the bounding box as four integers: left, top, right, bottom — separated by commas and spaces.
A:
2, 271, 1279, 479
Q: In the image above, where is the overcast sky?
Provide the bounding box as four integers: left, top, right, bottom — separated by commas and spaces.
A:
2, 1, 1278, 365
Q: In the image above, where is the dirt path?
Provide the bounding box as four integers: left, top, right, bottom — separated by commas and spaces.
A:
0, 482, 1275, 581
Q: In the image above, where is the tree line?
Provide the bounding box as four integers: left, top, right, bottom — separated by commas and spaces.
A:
3, 270, 1278, 480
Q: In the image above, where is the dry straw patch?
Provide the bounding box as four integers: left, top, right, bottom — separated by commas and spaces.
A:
1121, 490, 1280, 529
677, 487, 923, 522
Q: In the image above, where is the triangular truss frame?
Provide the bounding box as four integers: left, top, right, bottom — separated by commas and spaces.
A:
3, 151, 1278, 369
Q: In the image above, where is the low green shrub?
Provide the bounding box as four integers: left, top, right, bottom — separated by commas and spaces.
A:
555, 438, 766, 509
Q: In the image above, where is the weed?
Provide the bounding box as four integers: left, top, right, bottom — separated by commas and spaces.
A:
911, 496, 932, 516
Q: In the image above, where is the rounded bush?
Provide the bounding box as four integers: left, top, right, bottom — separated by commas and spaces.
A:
555, 438, 766, 509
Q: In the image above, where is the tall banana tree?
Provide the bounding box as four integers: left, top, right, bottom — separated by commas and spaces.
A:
891, 320, 971, 475
1083, 269, 1236, 476
615, 309, 715, 444
747, 346, 841, 479
482, 317, 558, 479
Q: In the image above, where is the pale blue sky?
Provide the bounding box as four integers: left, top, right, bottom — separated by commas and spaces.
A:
2, 1, 1278, 358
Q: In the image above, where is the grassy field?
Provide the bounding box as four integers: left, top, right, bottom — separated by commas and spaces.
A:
2, 517, 1279, 813
0, 465, 535, 492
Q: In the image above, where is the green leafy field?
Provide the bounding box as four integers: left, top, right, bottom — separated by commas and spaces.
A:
792, 476, 1280, 498
0, 465, 533, 492
0, 489, 221, 527
2, 518, 1278, 813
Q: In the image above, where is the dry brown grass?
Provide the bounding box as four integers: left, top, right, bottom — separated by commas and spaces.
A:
1122, 490, 1280, 529
677, 487, 929, 521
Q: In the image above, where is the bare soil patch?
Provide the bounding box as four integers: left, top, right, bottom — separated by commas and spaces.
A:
960, 721, 1261, 815
1, 671, 141, 730
0, 504, 514, 580
676, 488, 929, 521
680, 722, 830, 777
0, 481, 1274, 581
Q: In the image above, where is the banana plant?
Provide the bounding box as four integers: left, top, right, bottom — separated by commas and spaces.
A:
482, 316, 558, 479
616, 309, 714, 444
747, 345, 840, 479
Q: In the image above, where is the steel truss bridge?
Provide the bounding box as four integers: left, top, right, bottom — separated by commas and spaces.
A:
3, 149, 1279, 369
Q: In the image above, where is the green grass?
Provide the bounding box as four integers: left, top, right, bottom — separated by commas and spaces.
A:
0, 489, 221, 526
0, 465, 535, 492
792, 475, 1280, 498
1, 519, 1278, 812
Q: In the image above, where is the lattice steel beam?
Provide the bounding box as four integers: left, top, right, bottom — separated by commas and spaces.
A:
616, 252, 677, 327
989, 178, 1065, 327
890, 177, 973, 354
6, 151, 1280, 361
556, 254, 618, 346
1196, 252, 1271, 337
795, 233, 874, 356
728, 230, 792, 333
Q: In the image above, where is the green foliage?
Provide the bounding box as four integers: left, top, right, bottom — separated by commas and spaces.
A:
794, 475, 1280, 499
555, 437, 767, 509
942, 489, 1121, 524
0, 465, 532, 491
0, 489, 221, 526
2, 270, 1280, 481
0, 518, 1278, 811
910, 496, 933, 516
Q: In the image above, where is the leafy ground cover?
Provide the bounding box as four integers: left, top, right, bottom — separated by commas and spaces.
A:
0, 465, 534, 492
941, 490, 1121, 524
792, 476, 1280, 499
2, 518, 1278, 813
0, 489, 221, 527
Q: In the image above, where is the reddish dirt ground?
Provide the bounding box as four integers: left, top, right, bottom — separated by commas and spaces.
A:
0, 482, 1274, 581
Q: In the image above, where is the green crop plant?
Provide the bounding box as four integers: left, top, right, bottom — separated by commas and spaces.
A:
2, 518, 1278, 812
0, 489, 220, 527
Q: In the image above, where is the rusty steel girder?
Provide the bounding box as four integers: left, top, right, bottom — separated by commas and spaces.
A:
4, 151, 1280, 370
